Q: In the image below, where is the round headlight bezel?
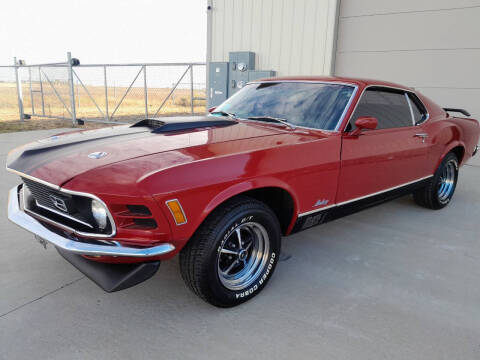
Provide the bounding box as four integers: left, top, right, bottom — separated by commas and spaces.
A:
91, 199, 108, 230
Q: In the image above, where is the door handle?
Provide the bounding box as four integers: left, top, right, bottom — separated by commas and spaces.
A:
414, 133, 428, 143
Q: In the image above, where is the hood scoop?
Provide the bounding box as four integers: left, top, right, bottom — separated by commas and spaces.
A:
131, 116, 237, 133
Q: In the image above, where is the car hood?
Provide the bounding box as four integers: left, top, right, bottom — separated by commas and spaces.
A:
6, 117, 289, 186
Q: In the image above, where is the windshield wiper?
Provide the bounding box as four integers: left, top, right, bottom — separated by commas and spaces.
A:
247, 116, 296, 129
211, 110, 236, 118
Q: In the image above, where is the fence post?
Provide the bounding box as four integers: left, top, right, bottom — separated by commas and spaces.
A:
28, 67, 34, 115
67, 52, 77, 125
143, 65, 148, 118
190, 64, 194, 114
14, 57, 25, 122
39, 66, 45, 116
103, 65, 109, 122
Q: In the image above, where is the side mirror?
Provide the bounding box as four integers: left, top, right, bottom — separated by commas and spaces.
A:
350, 116, 377, 136
208, 106, 217, 113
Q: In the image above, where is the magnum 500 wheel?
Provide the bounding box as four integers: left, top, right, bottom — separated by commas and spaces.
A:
179, 197, 281, 307
414, 152, 459, 209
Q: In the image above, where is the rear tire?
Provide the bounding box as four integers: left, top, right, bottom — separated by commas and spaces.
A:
179, 196, 281, 307
413, 152, 459, 209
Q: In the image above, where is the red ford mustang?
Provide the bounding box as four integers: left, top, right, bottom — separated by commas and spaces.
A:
7, 76, 479, 307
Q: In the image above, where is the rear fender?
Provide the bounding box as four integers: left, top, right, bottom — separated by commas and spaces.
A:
436, 140, 465, 169
434, 117, 480, 168
428, 121, 465, 169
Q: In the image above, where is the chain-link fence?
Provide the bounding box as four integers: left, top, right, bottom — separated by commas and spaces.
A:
1, 53, 206, 124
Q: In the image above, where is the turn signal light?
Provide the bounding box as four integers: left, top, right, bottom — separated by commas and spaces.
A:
165, 199, 187, 225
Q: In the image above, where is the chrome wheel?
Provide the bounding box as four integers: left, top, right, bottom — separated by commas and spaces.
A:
217, 222, 270, 291
437, 159, 457, 204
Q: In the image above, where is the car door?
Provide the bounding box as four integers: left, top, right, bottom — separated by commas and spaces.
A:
336, 87, 431, 203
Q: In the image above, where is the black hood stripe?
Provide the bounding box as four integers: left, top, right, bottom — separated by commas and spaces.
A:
6, 116, 238, 176
7, 126, 151, 175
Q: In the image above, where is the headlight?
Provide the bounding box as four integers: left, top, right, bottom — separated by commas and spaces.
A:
91, 199, 108, 230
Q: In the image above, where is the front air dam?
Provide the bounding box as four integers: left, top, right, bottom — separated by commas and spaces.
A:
56, 247, 161, 292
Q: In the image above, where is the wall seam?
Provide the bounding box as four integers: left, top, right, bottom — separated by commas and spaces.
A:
338, 47, 480, 54
309, 0, 319, 74
330, 0, 341, 75
287, 0, 297, 74
298, 0, 306, 75
340, 5, 480, 19
322, 0, 330, 74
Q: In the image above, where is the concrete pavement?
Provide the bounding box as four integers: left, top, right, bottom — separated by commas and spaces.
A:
1, 129, 479, 359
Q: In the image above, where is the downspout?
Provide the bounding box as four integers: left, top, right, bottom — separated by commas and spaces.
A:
326, 0, 341, 76
206, 0, 213, 110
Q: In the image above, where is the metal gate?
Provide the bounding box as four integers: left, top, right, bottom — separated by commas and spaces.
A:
5, 53, 206, 124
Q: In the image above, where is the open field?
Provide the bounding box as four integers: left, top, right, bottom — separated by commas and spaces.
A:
0, 83, 19, 121
0, 81, 207, 123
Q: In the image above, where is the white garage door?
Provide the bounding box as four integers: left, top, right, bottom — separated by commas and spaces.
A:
335, 0, 480, 120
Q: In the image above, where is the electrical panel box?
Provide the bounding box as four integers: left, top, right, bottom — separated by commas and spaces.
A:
207, 52, 276, 108
228, 51, 255, 96
208, 62, 229, 108
247, 70, 276, 82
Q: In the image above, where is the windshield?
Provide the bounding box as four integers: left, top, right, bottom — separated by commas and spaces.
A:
212, 82, 355, 130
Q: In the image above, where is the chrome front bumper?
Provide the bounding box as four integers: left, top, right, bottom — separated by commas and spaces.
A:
8, 185, 175, 257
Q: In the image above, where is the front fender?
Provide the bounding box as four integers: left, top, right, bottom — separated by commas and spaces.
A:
153, 177, 300, 249
202, 176, 300, 223
143, 134, 341, 252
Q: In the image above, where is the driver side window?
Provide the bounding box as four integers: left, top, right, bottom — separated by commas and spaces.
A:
348, 88, 413, 131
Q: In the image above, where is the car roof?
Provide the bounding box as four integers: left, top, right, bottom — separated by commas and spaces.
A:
252, 76, 413, 91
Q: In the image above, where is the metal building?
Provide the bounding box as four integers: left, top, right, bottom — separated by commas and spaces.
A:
207, 0, 480, 118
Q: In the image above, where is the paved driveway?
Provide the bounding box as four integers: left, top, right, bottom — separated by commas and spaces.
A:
1, 129, 479, 359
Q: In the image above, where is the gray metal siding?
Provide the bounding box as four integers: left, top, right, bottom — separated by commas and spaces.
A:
210, 0, 339, 76
335, 0, 480, 120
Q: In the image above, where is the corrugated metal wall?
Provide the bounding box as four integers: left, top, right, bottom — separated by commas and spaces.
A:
335, 0, 480, 119
209, 0, 339, 76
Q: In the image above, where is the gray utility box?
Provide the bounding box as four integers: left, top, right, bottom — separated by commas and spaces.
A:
248, 70, 276, 82
228, 51, 255, 96
208, 62, 229, 108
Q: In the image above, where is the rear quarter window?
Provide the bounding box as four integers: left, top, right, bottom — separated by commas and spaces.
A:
408, 93, 428, 125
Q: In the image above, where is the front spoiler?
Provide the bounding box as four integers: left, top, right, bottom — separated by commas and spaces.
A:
8, 184, 175, 257
56, 247, 160, 292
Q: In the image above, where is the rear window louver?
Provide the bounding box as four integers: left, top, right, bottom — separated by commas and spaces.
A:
131, 118, 237, 133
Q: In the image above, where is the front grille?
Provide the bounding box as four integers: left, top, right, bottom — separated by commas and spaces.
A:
22, 177, 74, 214
21, 177, 113, 236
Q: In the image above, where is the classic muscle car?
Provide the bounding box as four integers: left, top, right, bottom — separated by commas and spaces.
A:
7, 77, 479, 307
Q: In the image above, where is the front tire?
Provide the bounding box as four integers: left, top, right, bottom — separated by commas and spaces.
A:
179, 197, 281, 307
414, 152, 459, 209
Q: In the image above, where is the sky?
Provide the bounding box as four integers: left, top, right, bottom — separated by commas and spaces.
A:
0, 0, 207, 65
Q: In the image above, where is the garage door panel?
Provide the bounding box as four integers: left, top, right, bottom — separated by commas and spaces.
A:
335, 50, 480, 89
416, 87, 480, 121
340, 0, 480, 18
335, 1, 479, 127
337, 7, 480, 52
